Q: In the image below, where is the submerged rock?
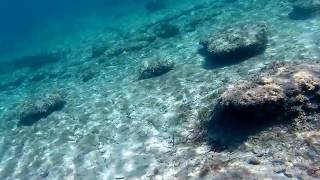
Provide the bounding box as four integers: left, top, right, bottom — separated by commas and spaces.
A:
153, 23, 180, 38
216, 61, 320, 127
138, 58, 174, 80
201, 61, 320, 151
289, 0, 320, 20
19, 92, 66, 126
200, 22, 268, 61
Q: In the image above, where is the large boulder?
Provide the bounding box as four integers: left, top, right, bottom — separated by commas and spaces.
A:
289, 0, 320, 20
200, 22, 268, 61
216, 61, 320, 125
19, 92, 66, 126
138, 58, 174, 80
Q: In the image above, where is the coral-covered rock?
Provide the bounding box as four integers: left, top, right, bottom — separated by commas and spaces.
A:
138, 58, 174, 80
153, 23, 180, 38
289, 0, 320, 20
19, 92, 66, 126
200, 22, 268, 61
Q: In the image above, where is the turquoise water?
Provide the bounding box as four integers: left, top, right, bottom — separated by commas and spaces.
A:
1, 0, 320, 179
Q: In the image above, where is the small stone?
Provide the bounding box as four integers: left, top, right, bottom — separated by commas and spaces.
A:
248, 157, 261, 165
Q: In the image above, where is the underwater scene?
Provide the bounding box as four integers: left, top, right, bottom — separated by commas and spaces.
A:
1, 0, 320, 179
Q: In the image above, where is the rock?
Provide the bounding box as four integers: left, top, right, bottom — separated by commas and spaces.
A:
216, 61, 320, 126
145, 0, 166, 13
289, 0, 320, 20
19, 92, 66, 126
200, 22, 268, 61
138, 58, 174, 80
248, 157, 261, 165
153, 23, 180, 38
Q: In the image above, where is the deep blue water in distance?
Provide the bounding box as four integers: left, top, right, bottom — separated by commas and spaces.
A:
0, 0, 147, 59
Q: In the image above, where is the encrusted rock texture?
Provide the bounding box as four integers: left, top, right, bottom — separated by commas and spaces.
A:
200, 22, 268, 61
218, 61, 320, 121
19, 91, 66, 126
138, 58, 175, 79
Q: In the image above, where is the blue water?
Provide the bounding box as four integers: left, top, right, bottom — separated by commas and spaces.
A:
0, 0, 320, 179
0, 0, 149, 60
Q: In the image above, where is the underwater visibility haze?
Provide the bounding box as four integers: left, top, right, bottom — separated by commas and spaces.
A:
1, 0, 320, 179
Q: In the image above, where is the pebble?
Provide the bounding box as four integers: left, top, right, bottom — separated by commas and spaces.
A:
248, 157, 261, 165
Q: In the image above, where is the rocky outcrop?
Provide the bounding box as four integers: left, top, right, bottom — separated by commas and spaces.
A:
19, 92, 66, 126
217, 62, 320, 122
289, 0, 320, 20
138, 58, 174, 80
200, 22, 268, 61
